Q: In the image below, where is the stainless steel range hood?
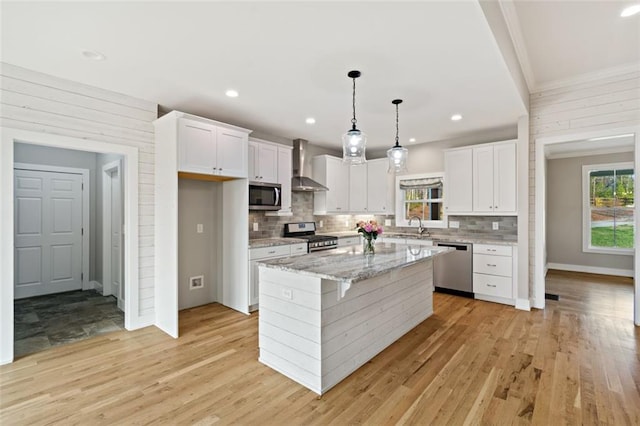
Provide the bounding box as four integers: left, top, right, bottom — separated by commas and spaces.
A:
291, 138, 328, 192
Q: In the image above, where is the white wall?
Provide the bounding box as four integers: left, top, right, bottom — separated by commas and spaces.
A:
546, 152, 634, 273
530, 70, 640, 304
0, 63, 156, 363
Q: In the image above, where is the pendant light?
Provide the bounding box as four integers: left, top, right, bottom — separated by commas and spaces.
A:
342, 70, 367, 164
387, 99, 408, 173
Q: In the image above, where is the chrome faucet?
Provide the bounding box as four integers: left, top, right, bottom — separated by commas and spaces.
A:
409, 216, 428, 236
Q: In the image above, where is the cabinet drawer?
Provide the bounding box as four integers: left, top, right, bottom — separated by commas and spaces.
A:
473, 273, 512, 298
290, 243, 308, 256
473, 244, 512, 256
250, 245, 291, 260
406, 239, 433, 246
338, 236, 361, 246
473, 254, 512, 277
380, 237, 406, 244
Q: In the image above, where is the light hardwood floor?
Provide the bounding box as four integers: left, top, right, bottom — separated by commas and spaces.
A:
1, 271, 638, 425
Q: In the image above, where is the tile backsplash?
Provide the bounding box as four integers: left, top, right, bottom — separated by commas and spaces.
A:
249, 192, 517, 241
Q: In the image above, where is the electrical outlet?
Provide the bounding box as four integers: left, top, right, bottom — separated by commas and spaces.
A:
345, 220, 349, 227
385, 219, 392, 227
282, 288, 292, 300
253, 222, 259, 231
492, 222, 499, 230
196, 223, 203, 233
449, 220, 459, 229
319, 220, 324, 228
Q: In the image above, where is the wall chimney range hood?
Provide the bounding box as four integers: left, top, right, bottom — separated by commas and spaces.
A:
291, 138, 328, 192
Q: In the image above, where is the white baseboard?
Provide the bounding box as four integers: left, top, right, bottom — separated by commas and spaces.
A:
128, 313, 154, 331
90, 280, 102, 292
547, 262, 633, 278
515, 298, 531, 311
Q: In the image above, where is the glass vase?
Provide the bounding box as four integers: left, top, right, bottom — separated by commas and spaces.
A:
363, 237, 375, 255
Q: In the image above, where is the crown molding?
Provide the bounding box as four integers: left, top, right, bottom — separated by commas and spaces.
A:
532, 62, 640, 93
498, 0, 536, 93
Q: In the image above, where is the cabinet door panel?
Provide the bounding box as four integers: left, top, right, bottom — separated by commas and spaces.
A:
325, 157, 349, 212
367, 159, 390, 214
258, 144, 279, 183
493, 143, 517, 213
472, 146, 494, 213
444, 149, 472, 213
217, 128, 248, 178
277, 147, 292, 212
178, 120, 216, 174
349, 164, 367, 212
248, 142, 258, 180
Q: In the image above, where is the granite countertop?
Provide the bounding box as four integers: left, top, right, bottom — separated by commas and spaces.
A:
318, 231, 517, 246
258, 242, 453, 284
249, 237, 306, 249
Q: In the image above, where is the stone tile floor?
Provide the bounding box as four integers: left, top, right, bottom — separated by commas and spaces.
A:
14, 289, 124, 358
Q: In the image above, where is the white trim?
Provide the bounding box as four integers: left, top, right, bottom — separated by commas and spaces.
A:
581, 162, 634, 255
534, 125, 640, 326
395, 172, 447, 229
102, 159, 122, 298
547, 262, 634, 278
532, 62, 640, 94
498, 0, 535, 92
515, 298, 531, 311
546, 146, 634, 160
13, 162, 91, 292
474, 293, 515, 306
91, 280, 102, 292
1, 127, 140, 365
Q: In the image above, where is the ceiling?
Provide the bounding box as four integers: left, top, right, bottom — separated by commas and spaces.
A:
1, 1, 638, 151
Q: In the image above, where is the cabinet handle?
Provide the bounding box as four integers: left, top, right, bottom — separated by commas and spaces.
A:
487, 284, 497, 288
495, 206, 498, 209
489, 206, 493, 209
267, 250, 276, 254
487, 264, 497, 267
487, 249, 496, 252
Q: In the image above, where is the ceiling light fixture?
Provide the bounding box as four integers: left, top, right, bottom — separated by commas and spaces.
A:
342, 70, 367, 164
621, 4, 640, 17
81, 49, 106, 61
225, 89, 239, 98
451, 114, 462, 121
305, 117, 316, 124
387, 99, 408, 174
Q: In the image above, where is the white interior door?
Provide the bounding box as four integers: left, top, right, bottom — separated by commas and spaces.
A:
14, 169, 83, 298
109, 168, 124, 310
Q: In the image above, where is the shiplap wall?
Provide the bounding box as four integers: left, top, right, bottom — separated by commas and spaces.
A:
529, 70, 640, 301
0, 63, 157, 319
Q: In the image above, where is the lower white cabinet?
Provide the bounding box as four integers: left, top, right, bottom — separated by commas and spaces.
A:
338, 235, 361, 247
473, 243, 515, 303
249, 243, 307, 310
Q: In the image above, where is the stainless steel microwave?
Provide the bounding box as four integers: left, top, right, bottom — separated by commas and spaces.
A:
249, 182, 281, 211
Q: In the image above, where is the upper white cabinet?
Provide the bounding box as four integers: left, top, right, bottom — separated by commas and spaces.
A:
313, 155, 350, 214
265, 143, 293, 216
444, 148, 473, 214
178, 116, 250, 178
473, 142, 517, 214
249, 139, 278, 183
444, 140, 517, 216
314, 156, 392, 215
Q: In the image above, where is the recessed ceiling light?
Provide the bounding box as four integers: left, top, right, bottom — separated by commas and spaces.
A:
621, 4, 640, 17
225, 89, 239, 98
81, 49, 106, 61
409, 138, 416, 143
305, 117, 316, 125
451, 114, 462, 121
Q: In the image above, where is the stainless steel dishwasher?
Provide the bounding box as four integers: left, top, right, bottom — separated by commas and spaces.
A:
433, 241, 473, 297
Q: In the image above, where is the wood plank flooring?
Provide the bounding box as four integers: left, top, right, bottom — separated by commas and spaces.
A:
1, 271, 638, 425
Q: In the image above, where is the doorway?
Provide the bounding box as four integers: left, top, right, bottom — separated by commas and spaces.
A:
102, 160, 124, 310
534, 126, 640, 325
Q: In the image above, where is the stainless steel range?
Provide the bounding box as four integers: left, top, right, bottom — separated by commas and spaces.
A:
283, 222, 338, 252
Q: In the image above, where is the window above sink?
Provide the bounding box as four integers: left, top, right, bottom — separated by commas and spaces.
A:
395, 173, 446, 228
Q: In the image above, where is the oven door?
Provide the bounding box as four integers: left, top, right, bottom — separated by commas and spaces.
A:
249, 183, 281, 210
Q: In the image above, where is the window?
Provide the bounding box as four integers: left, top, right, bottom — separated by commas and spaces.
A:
582, 162, 634, 254
395, 173, 446, 228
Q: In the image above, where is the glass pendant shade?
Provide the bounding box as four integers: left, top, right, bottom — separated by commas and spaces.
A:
387, 144, 408, 173
342, 70, 367, 164
387, 98, 408, 173
343, 128, 367, 164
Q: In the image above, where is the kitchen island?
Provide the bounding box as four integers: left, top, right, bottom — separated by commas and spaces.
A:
257, 242, 452, 394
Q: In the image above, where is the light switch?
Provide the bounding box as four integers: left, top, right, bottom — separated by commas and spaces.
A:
253, 222, 259, 231
385, 219, 392, 227
492, 222, 499, 230
319, 220, 324, 228
196, 224, 204, 233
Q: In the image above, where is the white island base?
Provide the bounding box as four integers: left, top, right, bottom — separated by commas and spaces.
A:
258, 259, 433, 395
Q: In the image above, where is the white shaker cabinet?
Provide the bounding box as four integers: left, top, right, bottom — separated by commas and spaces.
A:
366, 158, 393, 214
248, 139, 278, 183
473, 243, 517, 305
444, 148, 473, 214
178, 117, 249, 178
313, 155, 350, 214
276, 145, 293, 214
349, 164, 368, 212
473, 142, 516, 214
